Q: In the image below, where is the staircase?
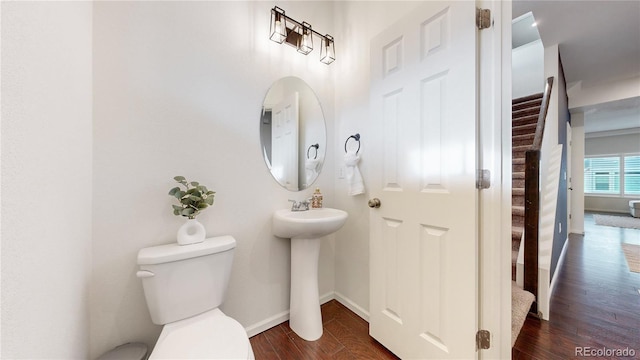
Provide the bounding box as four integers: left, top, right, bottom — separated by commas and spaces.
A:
512, 92, 543, 280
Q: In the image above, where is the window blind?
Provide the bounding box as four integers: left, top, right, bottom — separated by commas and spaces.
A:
584, 157, 620, 194
624, 155, 640, 195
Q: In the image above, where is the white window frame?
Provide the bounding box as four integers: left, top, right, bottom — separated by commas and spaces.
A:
584, 153, 640, 198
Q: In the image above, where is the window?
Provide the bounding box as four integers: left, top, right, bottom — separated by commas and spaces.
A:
625, 155, 640, 195
584, 155, 640, 196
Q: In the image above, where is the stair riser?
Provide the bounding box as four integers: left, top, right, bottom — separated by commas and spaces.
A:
512, 99, 542, 111
513, 179, 524, 188
513, 163, 526, 172
513, 108, 540, 118
512, 195, 524, 207
513, 92, 544, 104
512, 215, 524, 227
513, 149, 527, 158
512, 115, 538, 128
513, 134, 535, 145
513, 125, 537, 136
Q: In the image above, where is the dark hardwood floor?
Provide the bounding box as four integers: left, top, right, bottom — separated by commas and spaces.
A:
513, 212, 640, 359
250, 300, 398, 360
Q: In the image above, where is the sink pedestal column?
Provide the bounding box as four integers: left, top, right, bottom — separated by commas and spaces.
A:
289, 237, 322, 341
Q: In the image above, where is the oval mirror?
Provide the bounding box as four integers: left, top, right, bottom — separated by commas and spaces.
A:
260, 77, 326, 191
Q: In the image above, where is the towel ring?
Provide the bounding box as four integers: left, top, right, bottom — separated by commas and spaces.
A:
307, 144, 319, 159
344, 133, 361, 155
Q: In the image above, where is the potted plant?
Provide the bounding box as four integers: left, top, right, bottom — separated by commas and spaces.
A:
168, 176, 216, 245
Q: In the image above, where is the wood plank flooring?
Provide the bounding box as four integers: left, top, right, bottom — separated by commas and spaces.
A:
513, 213, 640, 359
250, 300, 398, 360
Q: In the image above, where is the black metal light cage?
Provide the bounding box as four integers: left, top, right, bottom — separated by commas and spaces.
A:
269, 6, 335, 64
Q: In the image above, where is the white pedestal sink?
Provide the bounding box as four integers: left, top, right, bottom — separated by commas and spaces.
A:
273, 208, 348, 341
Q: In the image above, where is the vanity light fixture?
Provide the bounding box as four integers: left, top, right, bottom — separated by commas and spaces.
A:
297, 22, 313, 55
269, 6, 335, 64
269, 6, 287, 43
320, 35, 335, 65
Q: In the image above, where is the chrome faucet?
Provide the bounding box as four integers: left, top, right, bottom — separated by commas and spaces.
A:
289, 198, 312, 211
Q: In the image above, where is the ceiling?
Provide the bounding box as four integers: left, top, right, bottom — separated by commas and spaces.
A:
512, 0, 640, 133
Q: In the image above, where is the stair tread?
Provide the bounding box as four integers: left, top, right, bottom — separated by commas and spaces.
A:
512, 93, 544, 104
513, 114, 539, 122
513, 133, 535, 140
513, 123, 537, 130
513, 108, 541, 118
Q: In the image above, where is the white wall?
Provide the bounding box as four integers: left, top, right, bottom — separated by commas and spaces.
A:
90, 2, 335, 358
331, 1, 425, 318
512, 39, 544, 99
1, 2, 93, 358
570, 113, 585, 233
585, 132, 640, 155
584, 132, 640, 213
569, 75, 640, 110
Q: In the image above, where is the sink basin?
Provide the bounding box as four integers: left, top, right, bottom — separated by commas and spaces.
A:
272, 207, 348, 341
273, 208, 348, 239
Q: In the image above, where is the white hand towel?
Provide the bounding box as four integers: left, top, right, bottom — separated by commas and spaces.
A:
344, 151, 365, 195
305, 158, 320, 187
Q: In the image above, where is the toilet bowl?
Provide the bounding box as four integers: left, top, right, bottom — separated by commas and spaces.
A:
137, 235, 254, 359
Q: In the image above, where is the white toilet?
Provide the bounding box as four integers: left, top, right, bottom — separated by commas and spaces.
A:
137, 235, 254, 359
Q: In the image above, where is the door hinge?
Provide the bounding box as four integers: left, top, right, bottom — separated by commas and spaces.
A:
476, 8, 492, 30
476, 169, 491, 190
476, 329, 490, 350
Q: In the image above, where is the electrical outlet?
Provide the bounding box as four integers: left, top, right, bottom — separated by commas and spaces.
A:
338, 166, 345, 179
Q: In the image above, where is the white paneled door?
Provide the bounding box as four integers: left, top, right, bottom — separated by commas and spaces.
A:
271, 92, 299, 191
369, 2, 479, 359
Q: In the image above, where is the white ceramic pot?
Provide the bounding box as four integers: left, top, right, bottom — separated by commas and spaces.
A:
177, 218, 206, 245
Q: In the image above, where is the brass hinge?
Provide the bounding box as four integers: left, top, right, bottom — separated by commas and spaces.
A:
476, 8, 491, 30
476, 329, 491, 350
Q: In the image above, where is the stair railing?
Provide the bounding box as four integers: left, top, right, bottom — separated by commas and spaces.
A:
523, 76, 554, 315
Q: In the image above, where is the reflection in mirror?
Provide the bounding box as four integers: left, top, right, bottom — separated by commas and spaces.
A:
260, 77, 326, 191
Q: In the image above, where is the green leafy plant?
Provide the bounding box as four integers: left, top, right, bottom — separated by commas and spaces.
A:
168, 176, 215, 219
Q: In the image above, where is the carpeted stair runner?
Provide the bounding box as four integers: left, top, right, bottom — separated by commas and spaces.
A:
511, 93, 543, 280
512, 282, 535, 346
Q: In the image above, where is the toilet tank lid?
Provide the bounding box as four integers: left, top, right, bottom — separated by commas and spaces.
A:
138, 235, 236, 265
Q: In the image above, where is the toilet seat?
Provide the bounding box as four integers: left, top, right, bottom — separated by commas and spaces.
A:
150, 308, 254, 360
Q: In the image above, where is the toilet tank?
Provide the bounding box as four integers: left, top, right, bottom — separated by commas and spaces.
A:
137, 235, 236, 325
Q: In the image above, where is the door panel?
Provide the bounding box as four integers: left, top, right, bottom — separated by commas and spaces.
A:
370, 2, 478, 359
271, 92, 299, 191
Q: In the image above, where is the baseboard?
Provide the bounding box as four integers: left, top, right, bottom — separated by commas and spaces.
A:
585, 207, 628, 214
334, 291, 370, 322
245, 309, 290, 338
548, 237, 569, 310
244, 291, 336, 338
320, 291, 335, 305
